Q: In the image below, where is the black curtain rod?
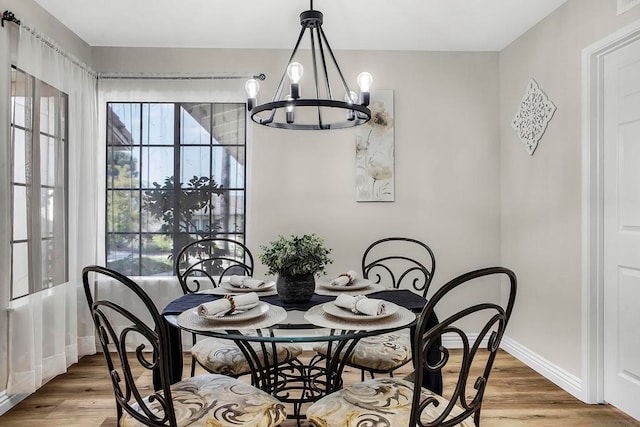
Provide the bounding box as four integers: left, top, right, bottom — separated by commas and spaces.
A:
2, 10, 21, 27
98, 73, 266, 81
1, 9, 266, 82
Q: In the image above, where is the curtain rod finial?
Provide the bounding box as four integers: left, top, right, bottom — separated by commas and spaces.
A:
2, 10, 21, 27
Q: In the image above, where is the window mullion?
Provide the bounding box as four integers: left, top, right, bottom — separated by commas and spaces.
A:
138, 104, 144, 276
28, 77, 43, 294
172, 104, 181, 261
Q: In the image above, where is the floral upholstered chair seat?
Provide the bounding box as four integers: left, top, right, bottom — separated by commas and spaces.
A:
192, 337, 303, 376
313, 332, 411, 372
121, 374, 287, 427
306, 378, 476, 427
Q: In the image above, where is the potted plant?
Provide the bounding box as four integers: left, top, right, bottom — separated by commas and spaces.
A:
259, 233, 332, 303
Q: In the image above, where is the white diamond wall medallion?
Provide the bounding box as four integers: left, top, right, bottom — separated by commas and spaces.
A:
511, 79, 557, 155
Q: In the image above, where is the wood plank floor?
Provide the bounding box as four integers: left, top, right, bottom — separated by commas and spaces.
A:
1, 350, 638, 426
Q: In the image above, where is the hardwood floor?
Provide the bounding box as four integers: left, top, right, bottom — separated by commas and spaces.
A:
1, 350, 637, 426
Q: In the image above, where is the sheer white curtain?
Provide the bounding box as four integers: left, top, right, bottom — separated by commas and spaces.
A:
5, 25, 99, 395
0, 18, 15, 396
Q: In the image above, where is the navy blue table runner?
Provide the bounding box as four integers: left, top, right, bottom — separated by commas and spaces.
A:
162, 289, 429, 315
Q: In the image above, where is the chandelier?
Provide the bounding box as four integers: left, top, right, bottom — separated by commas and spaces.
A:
244, 1, 372, 130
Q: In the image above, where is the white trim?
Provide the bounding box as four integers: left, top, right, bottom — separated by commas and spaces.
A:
0, 391, 28, 417
441, 332, 488, 349
501, 337, 583, 400
441, 334, 583, 400
581, 18, 640, 405
618, 0, 640, 15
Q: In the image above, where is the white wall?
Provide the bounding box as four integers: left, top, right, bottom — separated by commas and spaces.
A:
499, 0, 640, 378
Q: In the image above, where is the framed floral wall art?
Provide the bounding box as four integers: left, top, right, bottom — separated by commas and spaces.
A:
356, 90, 394, 202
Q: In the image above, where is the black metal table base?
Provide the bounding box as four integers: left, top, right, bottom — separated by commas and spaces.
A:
245, 355, 343, 426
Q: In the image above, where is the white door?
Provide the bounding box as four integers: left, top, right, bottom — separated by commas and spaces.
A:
603, 36, 640, 420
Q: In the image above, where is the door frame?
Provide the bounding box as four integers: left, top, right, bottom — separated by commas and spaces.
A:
581, 18, 640, 404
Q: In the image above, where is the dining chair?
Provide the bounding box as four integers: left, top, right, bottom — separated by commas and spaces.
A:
314, 237, 436, 380
174, 237, 302, 378
82, 265, 287, 427
307, 266, 517, 427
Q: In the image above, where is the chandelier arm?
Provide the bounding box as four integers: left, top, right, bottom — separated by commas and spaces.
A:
273, 24, 307, 102
315, 26, 332, 101
309, 23, 323, 128
261, 23, 309, 125
318, 25, 354, 100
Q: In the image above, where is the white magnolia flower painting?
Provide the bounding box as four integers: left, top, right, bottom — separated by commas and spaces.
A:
356, 90, 394, 202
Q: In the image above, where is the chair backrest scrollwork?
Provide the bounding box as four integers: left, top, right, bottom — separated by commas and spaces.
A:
174, 237, 254, 294
362, 237, 436, 297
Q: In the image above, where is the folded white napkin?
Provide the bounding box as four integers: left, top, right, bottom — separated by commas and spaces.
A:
197, 292, 260, 317
334, 294, 386, 316
228, 275, 266, 289
330, 270, 359, 287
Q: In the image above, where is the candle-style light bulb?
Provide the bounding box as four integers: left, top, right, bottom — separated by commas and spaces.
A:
357, 72, 373, 106
287, 62, 304, 99
287, 62, 304, 83
245, 79, 260, 110
345, 91, 358, 121
286, 96, 295, 124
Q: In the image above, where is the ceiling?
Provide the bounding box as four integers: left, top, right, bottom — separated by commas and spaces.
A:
33, 0, 567, 52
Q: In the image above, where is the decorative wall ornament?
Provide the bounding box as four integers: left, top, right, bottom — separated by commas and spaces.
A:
356, 90, 394, 202
511, 79, 557, 155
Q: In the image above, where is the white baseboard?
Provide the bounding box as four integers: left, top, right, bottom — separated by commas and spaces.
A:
440, 334, 583, 402
501, 336, 583, 400
441, 332, 488, 349
0, 391, 28, 416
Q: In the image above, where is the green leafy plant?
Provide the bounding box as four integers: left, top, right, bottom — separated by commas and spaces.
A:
142, 175, 223, 259
259, 234, 332, 277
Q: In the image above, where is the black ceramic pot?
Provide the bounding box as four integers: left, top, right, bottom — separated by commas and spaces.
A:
276, 273, 315, 303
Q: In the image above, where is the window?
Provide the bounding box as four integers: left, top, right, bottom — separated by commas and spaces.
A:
10, 67, 69, 300
106, 102, 246, 276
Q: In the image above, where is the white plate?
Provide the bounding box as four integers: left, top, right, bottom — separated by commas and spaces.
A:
193, 301, 269, 322
220, 280, 276, 293
318, 278, 373, 291
322, 301, 399, 320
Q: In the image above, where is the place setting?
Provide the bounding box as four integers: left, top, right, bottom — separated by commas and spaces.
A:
197, 275, 278, 296
177, 291, 287, 332
304, 293, 416, 331
314, 270, 385, 296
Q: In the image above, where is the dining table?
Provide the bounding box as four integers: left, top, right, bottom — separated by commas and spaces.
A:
156, 278, 443, 422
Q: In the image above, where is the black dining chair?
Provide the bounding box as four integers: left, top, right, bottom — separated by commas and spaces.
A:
307, 266, 517, 427
314, 237, 436, 380
174, 237, 302, 378
82, 265, 287, 427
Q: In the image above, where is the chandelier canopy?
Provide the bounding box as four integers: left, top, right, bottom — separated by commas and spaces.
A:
245, 1, 372, 130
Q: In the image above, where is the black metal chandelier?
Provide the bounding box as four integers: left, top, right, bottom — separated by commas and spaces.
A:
245, 1, 372, 130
